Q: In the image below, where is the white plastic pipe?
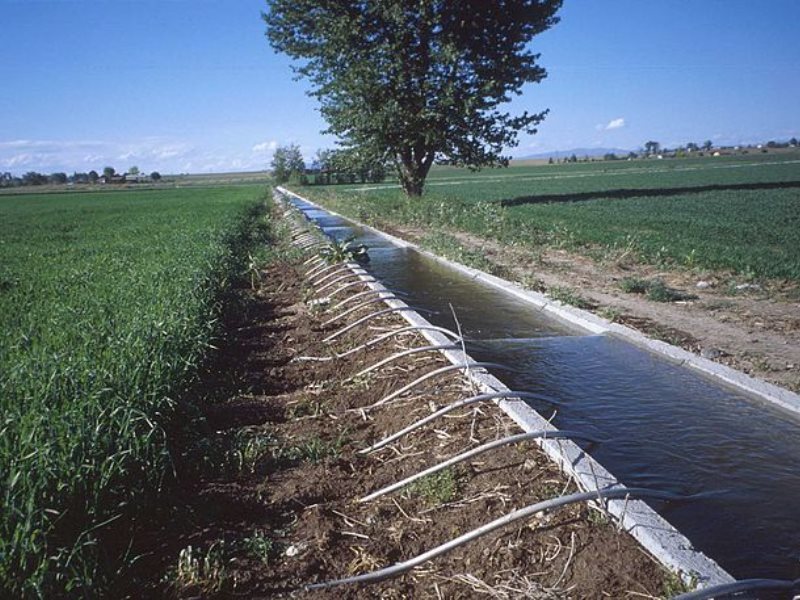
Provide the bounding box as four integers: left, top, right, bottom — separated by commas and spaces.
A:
315, 270, 369, 296
359, 391, 551, 454
370, 362, 522, 409
310, 263, 360, 287
337, 325, 461, 359
351, 343, 461, 379
360, 429, 596, 503
673, 578, 799, 600
325, 277, 378, 300
323, 306, 425, 343
322, 294, 398, 327
305, 487, 686, 590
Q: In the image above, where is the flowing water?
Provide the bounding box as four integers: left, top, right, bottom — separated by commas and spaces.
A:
293, 199, 800, 581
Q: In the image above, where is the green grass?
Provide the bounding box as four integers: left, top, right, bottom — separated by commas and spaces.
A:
0, 186, 270, 596
405, 468, 460, 505
419, 232, 503, 276
293, 153, 800, 280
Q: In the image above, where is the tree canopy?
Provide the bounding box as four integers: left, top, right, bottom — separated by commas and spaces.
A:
264, 0, 561, 196
271, 143, 306, 183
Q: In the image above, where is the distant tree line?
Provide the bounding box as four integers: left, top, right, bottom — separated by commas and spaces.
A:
544, 136, 799, 165
270, 143, 387, 186
0, 165, 162, 189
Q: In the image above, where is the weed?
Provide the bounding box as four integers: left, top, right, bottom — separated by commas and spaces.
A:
619, 276, 650, 294
548, 286, 594, 309
287, 398, 327, 419
518, 273, 546, 293
243, 530, 274, 565
275, 429, 348, 464
231, 428, 277, 474
597, 306, 623, 322
318, 236, 369, 264
619, 277, 694, 302
587, 506, 609, 525
173, 542, 231, 593
405, 467, 460, 505
683, 248, 698, 268
645, 279, 684, 302
662, 570, 694, 597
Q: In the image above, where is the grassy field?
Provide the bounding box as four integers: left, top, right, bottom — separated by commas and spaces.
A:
0, 186, 270, 596
295, 153, 800, 279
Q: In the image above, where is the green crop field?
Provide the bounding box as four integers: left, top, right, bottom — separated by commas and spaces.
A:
0, 186, 270, 596
295, 153, 800, 279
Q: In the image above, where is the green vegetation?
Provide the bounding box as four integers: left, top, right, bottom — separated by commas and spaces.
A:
548, 286, 594, 309
173, 542, 231, 594
318, 236, 369, 264
405, 468, 460, 505
0, 186, 270, 596
265, 0, 560, 196
419, 232, 501, 276
275, 431, 348, 465
295, 154, 800, 280
242, 530, 275, 565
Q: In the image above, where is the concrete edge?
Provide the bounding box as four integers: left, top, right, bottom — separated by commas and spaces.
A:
277, 189, 735, 588
276, 186, 800, 420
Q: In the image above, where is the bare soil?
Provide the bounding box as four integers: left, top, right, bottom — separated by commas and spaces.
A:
385, 225, 800, 393
123, 252, 682, 598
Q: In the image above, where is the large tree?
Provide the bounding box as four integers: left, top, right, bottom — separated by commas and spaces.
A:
264, 0, 561, 196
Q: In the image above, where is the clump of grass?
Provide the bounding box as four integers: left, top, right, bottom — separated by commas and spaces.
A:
548, 285, 594, 309
405, 468, 460, 505
619, 276, 650, 294
231, 428, 277, 475
619, 276, 694, 302
420, 232, 507, 277
597, 306, 623, 322
173, 542, 231, 594
243, 530, 275, 565
662, 571, 695, 597
275, 430, 348, 465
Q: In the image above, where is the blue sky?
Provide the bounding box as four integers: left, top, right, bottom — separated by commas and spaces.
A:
2, 0, 799, 175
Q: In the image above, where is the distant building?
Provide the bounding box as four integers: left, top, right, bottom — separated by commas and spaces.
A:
99, 174, 126, 184
123, 172, 151, 183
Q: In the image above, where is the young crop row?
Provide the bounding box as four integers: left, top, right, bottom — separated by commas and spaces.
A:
0, 187, 271, 596
300, 170, 800, 280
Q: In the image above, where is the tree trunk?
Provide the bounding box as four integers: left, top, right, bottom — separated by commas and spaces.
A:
397, 146, 435, 198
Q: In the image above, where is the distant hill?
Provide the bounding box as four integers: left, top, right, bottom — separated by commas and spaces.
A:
518, 147, 631, 160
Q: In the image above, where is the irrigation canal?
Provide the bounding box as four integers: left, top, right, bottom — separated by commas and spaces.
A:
289, 197, 800, 582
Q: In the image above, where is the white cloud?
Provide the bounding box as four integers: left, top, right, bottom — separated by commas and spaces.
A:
252, 140, 278, 153
605, 118, 625, 130
0, 137, 276, 175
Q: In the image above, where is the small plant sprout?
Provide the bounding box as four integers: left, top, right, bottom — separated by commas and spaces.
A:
174, 542, 230, 593
243, 530, 274, 564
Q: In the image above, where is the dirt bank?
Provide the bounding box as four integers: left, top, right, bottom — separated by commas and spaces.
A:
124, 244, 685, 598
